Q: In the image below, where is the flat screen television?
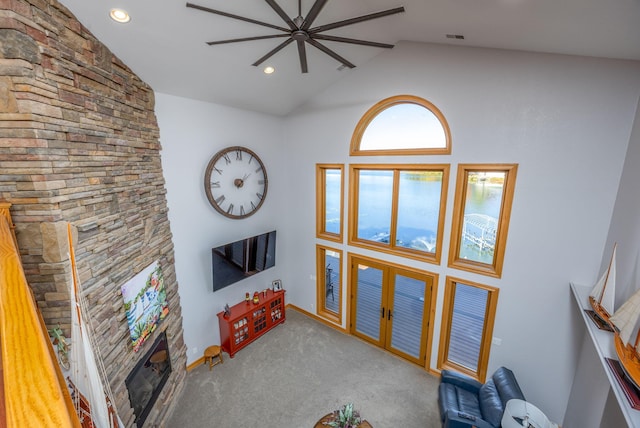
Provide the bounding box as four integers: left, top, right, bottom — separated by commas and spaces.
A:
212, 230, 276, 292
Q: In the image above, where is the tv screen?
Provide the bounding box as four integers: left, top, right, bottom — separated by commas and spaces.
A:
212, 230, 276, 292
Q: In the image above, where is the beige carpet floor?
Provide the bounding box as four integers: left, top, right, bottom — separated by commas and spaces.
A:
169, 308, 441, 427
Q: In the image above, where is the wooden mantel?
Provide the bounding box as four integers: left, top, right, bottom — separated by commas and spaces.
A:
0, 202, 80, 427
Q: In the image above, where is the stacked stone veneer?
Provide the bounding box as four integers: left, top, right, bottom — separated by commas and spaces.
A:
1, 0, 186, 426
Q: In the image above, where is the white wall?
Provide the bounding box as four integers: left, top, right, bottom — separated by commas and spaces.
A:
155, 42, 640, 425
281, 42, 640, 424
602, 97, 640, 304
564, 97, 640, 428
155, 93, 286, 363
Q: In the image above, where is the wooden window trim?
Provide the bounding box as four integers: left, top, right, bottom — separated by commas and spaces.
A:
447, 164, 518, 278
348, 163, 450, 265
316, 164, 344, 243
316, 245, 343, 325
350, 94, 452, 156
437, 276, 499, 382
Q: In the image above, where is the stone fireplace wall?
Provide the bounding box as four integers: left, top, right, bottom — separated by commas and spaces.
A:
1, 0, 186, 426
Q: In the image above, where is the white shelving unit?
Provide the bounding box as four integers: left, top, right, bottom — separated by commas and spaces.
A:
570, 282, 640, 427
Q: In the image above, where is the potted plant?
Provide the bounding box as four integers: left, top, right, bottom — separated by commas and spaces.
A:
323, 403, 362, 428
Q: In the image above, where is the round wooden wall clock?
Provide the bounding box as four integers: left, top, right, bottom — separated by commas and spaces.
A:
204, 146, 268, 219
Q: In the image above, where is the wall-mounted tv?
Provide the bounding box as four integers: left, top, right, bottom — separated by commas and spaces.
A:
212, 230, 276, 292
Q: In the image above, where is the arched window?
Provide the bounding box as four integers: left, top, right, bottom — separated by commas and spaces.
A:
350, 95, 451, 156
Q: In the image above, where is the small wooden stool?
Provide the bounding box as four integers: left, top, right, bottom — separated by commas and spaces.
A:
203, 345, 223, 371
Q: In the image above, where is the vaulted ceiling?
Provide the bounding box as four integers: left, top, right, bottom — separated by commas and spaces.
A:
59, 0, 640, 116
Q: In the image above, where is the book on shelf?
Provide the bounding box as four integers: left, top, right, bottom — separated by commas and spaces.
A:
585, 309, 614, 332
605, 357, 640, 410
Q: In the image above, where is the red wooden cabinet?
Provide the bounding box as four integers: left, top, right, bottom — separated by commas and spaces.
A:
217, 289, 285, 358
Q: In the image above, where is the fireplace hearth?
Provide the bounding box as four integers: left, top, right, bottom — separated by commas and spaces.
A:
125, 332, 171, 427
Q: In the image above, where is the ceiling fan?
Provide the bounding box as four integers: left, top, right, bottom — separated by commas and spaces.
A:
186, 0, 405, 73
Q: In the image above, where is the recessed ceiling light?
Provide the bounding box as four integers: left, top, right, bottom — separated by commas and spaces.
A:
110, 8, 131, 23
263, 66, 275, 75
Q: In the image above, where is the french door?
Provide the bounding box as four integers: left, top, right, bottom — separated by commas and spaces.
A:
348, 254, 434, 365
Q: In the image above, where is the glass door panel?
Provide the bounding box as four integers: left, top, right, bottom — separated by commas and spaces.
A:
352, 262, 384, 345
388, 272, 427, 362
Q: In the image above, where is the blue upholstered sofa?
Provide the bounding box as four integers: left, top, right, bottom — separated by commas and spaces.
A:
438, 367, 525, 428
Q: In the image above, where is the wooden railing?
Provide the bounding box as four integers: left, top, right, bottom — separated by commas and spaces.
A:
0, 203, 80, 427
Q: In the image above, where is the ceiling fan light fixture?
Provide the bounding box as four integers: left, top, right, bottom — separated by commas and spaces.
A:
109, 8, 131, 23
263, 66, 275, 74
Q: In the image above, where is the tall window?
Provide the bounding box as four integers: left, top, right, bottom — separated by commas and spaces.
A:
448, 164, 518, 278
438, 276, 499, 382
349, 164, 449, 264
316, 245, 342, 325
350, 95, 451, 156
316, 164, 344, 242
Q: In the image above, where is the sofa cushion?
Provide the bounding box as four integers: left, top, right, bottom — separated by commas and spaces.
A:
478, 379, 503, 427
438, 383, 455, 421
439, 382, 484, 422
493, 366, 525, 403
440, 369, 483, 393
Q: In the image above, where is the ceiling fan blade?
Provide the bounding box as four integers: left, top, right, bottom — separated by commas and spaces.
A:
207, 34, 289, 46
186, 2, 290, 33
264, 0, 297, 30
252, 38, 294, 67
296, 39, 309, 73
310, 7, 405, 34
311, 34, 394, 49
301, 0, 329, 30
306, 38, 355, 69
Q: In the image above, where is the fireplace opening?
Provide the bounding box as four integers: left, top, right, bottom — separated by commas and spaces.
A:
125, 331, 171, 427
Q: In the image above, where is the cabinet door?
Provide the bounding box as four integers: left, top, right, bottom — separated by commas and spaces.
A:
251, 306, 268, 336
268, 295, 284, 326
231, 316, 250, 349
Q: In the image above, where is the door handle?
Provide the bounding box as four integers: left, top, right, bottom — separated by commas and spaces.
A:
388, 309, 392, 320
381, 307, 385, 319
